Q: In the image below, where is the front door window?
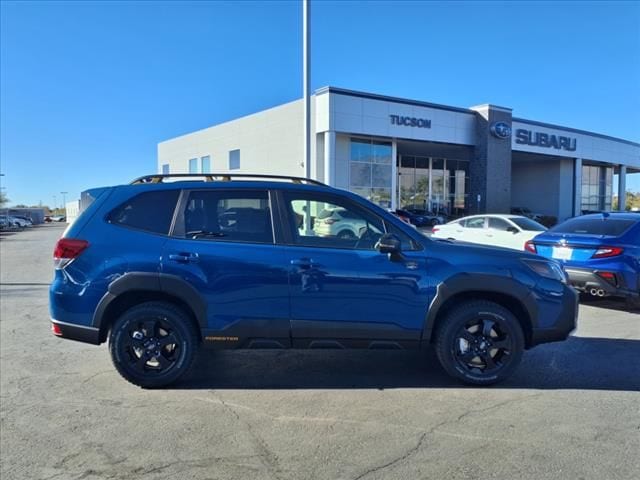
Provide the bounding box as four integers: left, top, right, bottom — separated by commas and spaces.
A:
284, 194, 385, 251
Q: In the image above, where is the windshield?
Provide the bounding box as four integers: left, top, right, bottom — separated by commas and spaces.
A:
550, 217, 636, 236
511, 217, 546, 231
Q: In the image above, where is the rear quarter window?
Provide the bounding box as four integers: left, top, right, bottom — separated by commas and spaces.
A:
551, 217, 636, 236
107, 190, 180, 235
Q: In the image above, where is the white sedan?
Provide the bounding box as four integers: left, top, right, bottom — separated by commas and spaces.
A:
431, 214, 547, 251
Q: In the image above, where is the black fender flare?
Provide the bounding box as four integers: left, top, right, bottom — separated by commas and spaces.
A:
92, 272, 207, 333
422, 273, 537, 344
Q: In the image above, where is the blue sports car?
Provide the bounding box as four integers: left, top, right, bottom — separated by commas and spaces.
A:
526, 213, 640, 308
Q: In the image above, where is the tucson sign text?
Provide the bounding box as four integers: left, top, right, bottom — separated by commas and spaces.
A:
390, 115, 431, 129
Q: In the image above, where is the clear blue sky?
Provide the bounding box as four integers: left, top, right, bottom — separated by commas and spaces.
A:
1, 0, 639, 207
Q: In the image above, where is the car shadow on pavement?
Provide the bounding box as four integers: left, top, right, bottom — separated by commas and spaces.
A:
579, 294, 640, 314
178, 336, 640, 392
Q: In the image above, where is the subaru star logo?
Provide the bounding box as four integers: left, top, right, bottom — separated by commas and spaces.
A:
490, 122, 512, 139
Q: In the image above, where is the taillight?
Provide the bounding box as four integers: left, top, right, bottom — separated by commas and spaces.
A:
591, 246, 623, 259
432, 227, 440, 234
524, 240, 537, 253
53, 238, 89, 269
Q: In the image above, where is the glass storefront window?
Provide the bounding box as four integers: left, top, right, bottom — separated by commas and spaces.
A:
349, 138, 393, 208
350, 163, 371, 187
581, 165, 613, 212
372, 141, 392, 164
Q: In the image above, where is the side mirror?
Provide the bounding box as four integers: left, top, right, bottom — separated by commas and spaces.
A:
377, 233, 402, 255
507, 226, 519, 234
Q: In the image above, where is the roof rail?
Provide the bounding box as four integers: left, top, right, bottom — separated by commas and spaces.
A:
129, 173, 327, 186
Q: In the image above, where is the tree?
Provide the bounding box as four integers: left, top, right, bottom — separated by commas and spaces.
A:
613, 191, 640, 211
0, 191, 9, 207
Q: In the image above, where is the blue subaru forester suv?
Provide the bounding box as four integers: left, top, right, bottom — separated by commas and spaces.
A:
50, 174, 578, 388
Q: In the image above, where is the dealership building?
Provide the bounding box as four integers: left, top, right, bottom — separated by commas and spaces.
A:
158, 87, 640, 221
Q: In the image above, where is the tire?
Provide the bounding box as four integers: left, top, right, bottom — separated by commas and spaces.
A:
430, 218, 439, 227
109, 301, 199, 388
435, 300, 525, 386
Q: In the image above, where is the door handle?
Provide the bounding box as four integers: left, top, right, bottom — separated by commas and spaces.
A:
290, 258, 318, 268
168, 252, 199, 263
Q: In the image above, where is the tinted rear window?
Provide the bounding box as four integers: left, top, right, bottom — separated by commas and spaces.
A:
511, 217, 546, 231
551, 217, 636, 236
108, 190, 179, 234
181, 190, 273, 244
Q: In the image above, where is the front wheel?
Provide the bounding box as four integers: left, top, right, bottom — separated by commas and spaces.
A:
435, 301, 524, 385
109, 301, 199, 388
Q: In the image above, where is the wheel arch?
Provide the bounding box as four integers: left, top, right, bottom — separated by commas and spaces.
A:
93, 272, 206, 343
423, 277, 536, 348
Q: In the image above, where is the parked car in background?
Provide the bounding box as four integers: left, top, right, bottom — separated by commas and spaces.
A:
432, 214, 547, 250
11, 215, 33, 227
397, 207, 446, 227
0, 215, 30, 229
313, 206, 369, 239
50, 215, 66, 222
50, 173, 577, 388
0, 216, 11, 230
526, 213, 640, 308
511, 207, 557, 228
388, 209, 414, 227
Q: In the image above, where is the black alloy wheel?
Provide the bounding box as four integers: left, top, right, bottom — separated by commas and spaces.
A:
435, 301, 524, 385
453, 317, 513, 375
109, 302, 198, 388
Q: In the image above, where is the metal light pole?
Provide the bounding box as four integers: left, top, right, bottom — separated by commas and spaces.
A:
302, 0, 313, 234
53, 195, 57, 213
60, 192, 68, 212
303, 0, 311, 180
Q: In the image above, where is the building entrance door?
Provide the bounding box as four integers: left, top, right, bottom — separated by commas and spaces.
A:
397, 155, 469, 217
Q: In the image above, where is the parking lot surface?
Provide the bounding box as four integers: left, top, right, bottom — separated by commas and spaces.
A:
1, 224, 639, 480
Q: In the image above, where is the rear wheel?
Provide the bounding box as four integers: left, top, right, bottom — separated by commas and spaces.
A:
109, 301, 199, 388
435, 301, 524, 385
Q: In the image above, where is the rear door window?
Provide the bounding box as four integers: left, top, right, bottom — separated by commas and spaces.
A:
464, 217, 486, 229
551, 218, 636, 236
177, 190, 273, 244
108, 190, 180, 235
488, 218, 511, 231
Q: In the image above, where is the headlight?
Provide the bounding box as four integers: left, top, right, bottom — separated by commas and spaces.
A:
521, 259, 567, 284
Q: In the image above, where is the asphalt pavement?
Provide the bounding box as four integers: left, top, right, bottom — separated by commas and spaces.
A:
1, 224, 638, 480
